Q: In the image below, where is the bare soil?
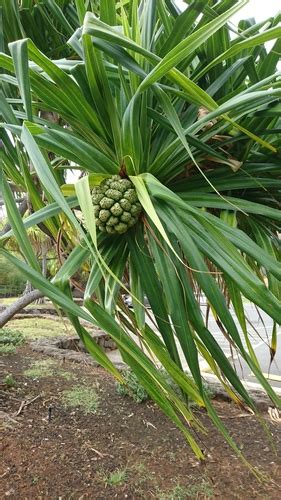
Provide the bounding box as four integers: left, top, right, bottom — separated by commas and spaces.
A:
1, 346, 280, 499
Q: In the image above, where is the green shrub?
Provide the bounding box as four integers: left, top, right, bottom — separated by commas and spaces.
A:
116, 369, 149, 403
116, 369, 215, 405
0, 344, 17, 355
0, 328, 25, 346
0, 328, 25, 354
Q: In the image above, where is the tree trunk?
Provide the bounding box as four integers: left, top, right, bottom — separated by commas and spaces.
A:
0, 289, 44, 328
41, 240, 48, 278
24, 281, 33, 294
35, 241, 47, 304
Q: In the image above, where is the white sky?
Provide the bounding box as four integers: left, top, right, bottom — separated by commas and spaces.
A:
175, 0, 280, 24
229, 0, 280, 23
174, 1, 280, 58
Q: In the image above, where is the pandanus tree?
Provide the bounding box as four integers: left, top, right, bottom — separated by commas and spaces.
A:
0, 0, 281, 464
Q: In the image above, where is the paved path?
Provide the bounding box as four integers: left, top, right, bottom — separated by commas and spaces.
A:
200, 302, 281, 389
143, 302, 281, 391
203, 303, 276, 354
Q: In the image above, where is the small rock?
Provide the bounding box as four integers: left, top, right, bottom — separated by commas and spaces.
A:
5, 489, 15, 497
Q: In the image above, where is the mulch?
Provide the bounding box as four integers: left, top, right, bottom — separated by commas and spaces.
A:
1, 346, 280, 499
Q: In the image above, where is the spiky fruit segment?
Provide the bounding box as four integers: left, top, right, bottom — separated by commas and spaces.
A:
120, 211, 132, 223
99, 209, 111, 222
100, 197, 114, 209
92, 175, 142, 234
107, 216, 119, 226
110, 203, 123, 217
124, 189, 138, 203
105, 189, 122, 201
120, 198, 131, 211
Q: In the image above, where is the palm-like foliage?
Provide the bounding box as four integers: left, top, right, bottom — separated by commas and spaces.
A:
0, 0, 281, 462
0, 0, 99, 57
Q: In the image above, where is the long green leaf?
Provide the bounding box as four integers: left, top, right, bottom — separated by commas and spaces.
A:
0, 169, 40, 271
138, 1, 248, 91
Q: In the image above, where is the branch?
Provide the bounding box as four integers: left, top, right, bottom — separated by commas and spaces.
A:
0, 199, 28, 237
0, 198, 26, 206
0, 289, 44, 328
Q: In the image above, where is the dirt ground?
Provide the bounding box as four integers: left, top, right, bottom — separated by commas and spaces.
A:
1, 346, 280, 499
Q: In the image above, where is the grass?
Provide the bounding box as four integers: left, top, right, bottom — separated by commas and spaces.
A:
0, 297, 57, 307
7, 317, 75, 340
103, 468, 128, 487
3, 374, 17, 387
99, 462, 152, 493
62, 385, 99, 414
99, 463, 214, 498
0, 297, 16, 306
157, 480, 214, 499
23, 359, 73, 380
0, 297, 74, 341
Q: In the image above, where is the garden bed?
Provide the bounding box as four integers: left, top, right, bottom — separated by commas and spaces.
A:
1, 346, 280, 499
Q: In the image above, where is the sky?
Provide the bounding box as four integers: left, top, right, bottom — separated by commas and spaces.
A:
228, 0, 280, 23
175, 0, 280, 24
174, 1, 280, 56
